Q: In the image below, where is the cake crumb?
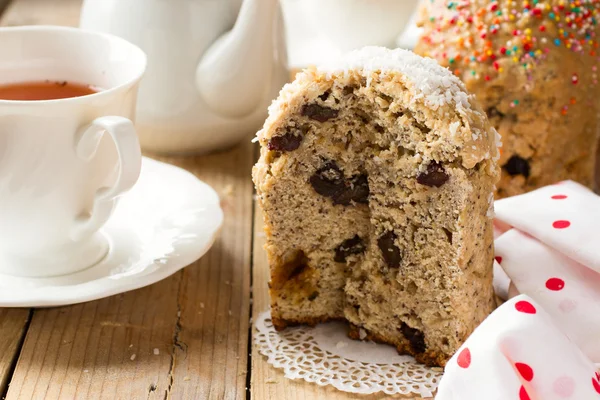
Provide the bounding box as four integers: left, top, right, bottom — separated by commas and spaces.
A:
200, 302, 205, 308
266, 378, 278, 384
336, 341, 348, 349
359, 329, 367, 340
130, 354, 136, 361
183, 376, 191, 381
153, 348, 160, 355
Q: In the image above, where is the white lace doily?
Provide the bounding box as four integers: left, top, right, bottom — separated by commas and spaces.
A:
254, 311, 443, 396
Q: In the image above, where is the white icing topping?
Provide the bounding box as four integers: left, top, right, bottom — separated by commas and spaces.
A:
318, 46, 471, 110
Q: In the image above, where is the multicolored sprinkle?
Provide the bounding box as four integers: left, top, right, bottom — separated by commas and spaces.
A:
419, 0, 600, 114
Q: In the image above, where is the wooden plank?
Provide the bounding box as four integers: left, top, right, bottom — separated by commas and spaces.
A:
250, 201, 433, 400
0, 309, 31, 396
1, 1, 253, 398
153, 146, 254, 400
6, 280, 181, 399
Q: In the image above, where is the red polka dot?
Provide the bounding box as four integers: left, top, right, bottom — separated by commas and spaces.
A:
515, 300, 536, 314
546, 278, 565, 291
552, 194, 568, 200
457, 347, 471, 368
553, 220, 571, 229
515, 362, 534, 381
519, 385, 531, 400
593, 375, 600, 394
495, 256, 503, 264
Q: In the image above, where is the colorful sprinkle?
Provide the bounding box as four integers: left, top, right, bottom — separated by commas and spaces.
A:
419, 0, 600, 117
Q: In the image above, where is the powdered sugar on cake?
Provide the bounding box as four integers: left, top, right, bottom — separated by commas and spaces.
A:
318, 47, 471, 111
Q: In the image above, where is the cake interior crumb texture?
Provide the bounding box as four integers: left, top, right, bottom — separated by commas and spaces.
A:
253, 47, 500, 367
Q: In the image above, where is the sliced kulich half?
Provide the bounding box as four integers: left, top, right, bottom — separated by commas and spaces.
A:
252, 46, 500, 367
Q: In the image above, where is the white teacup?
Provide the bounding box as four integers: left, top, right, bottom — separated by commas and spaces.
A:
0, 26, 146, 278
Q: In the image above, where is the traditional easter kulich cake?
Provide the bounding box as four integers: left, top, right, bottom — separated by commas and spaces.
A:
415, 0, 600, 198
252, 47, 500, 367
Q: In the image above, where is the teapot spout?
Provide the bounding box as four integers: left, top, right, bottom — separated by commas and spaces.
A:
196, 0, 288, 119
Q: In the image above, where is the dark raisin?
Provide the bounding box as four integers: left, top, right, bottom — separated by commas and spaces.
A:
309, 162, 345, 198
301, 103, 339, 122
310, 162, 369, 206
503, 155, 530, 178
417, 162, 449, 188
348, 174, 370, 204
377, 231, 402, 268
334, 235, 366, 262
308, 291, 319, 301
333, 174, 370, 205
400, 322, 426, 354
267, 131, 303, 152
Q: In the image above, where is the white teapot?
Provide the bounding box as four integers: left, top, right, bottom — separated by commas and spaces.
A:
80, 0, 288, 154
281, 0, 418, 67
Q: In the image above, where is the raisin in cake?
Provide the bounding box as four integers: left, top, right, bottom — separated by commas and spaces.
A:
415, 0, 600, 197
252, 47, 500, 367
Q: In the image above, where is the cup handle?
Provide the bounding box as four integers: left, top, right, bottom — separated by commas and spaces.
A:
70, 116, 142, 241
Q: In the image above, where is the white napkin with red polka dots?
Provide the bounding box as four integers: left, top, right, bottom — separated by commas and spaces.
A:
493, 180, 600, 363
495, 180, 600, 274
437, 181, 600, 399
436, 295, 600, 400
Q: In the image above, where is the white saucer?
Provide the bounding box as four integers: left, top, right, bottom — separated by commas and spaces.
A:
0, 157, 223, 307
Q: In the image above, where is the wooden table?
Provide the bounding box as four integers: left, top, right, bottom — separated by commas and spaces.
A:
0, 1, 429, 399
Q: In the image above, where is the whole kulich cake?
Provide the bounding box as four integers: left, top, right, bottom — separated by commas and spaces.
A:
252, 47, 500, 367
415, 0, 600, 197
